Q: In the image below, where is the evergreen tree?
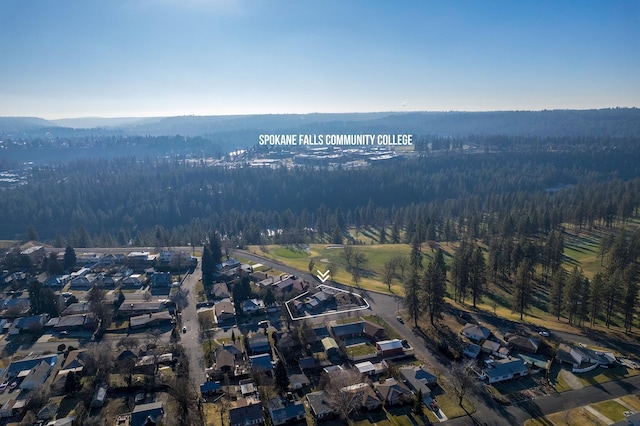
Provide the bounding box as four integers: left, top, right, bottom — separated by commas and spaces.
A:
63, 246, 77, 271
469, 245, 486, 308
274, 360, 290, 395
512, 261, 533, 320
589, 272, 604, 327
549, 268, 565, 320
404, 268, 422, 328
379, 226, 387, 244
64, 371, 82, 395
422, 250, 447, 326
410, 235, 423, 271
202, 246, 214, 286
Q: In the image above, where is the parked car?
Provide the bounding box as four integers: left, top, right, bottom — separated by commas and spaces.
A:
538, 331, 550, 337
0, 382, 7, 393
396, 316, 404, 324
182, 326, 187, 333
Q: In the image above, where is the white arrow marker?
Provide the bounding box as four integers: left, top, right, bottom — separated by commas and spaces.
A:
316, 269, 331, 283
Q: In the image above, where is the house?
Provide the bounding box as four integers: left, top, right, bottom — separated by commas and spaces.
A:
482, 340, 510, 358
229, 400, 264, 426
241, 299, 265, 315
200, 381, 221, 396
20, 360, 52, 390
376, 339, 404, 357
267, 398, 306, 425
363, 321, 385, 341
355, 361, 387, 376
399, 365, 437, 399
130, 401, 164, 426
151, 272, 171, 287
91, 384, 108, 408
1, 399, 19, 418
484, 358, 529, 384
50, 313, 97, 331
461, 323, 491, 343
37, 401, 60, 420
69, 276, 92, 289
331, 321, 365, 339
463, 343, 482, 359
217, 258, 241, 271
214, 299, 236, 324
129, 311, 172, 329
118, 301, 165, 316
298, 357, 316, 371
5, 354, 57, 379
9, 314, 49, 335
249, 353, 273, 373
247, 335, 271, 355
288, 372, 310, 390
240, 379, 257, 397
374, 378, 413, 406
506, 334, 540, 353
120, 275, 144, 288
60, 349, 87, 374
211, 282, 230, 300
127, 251, 151, 268
215, 348, 237, 372
45, 417, 76, 426
321, 337, 339, 356
341, 383, 381, 411
306, 391, 336, 420
555, 344, 615, 371
62, 302, 91, 316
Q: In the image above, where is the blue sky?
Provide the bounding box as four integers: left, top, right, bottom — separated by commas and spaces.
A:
0, 0, 638, 118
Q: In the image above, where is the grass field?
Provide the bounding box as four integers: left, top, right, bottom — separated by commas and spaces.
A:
591, 400, 628, 422
526, 406, 606, 426
247, 221, 640, 345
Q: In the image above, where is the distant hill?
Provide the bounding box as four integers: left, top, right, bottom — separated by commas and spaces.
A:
2, 108, 639, 139
50, 116, 161, 129
0, 117, 58, 132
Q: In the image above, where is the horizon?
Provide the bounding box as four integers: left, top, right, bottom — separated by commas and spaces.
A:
3, 106, 639, 123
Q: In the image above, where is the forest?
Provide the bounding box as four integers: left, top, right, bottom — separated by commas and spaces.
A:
1, 129, 640, 333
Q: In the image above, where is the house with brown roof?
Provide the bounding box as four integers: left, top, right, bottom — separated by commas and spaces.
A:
214, 299, 236, 324
374, 378, 412, 406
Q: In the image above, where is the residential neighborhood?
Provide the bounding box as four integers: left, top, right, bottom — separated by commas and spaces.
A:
1, 242, 640, 426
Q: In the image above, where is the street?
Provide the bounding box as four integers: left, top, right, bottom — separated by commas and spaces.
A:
177, 259, 208, 388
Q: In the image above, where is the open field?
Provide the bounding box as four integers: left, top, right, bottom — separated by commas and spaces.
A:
591, 399, 628, 422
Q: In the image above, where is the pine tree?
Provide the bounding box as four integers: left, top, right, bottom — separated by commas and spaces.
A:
422, 251, 447, 326
589, 272, 604, 327
63, 246, 77, 271
410, 235, 423, 271
549, 268, 565, 320
274, 360, 290, 395
404, 268, 422, 328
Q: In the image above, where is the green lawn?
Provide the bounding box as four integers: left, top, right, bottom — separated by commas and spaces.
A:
591, 400, 628, 422
346, 343, 377, 357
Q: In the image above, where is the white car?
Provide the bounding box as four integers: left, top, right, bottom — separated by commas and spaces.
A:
182, 326, 187, 333
538, 331, 550, 337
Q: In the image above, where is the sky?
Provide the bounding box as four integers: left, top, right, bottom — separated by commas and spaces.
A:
0, 0, 638, 119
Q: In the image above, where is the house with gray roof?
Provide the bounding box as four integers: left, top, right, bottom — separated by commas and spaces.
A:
306, 390, 336, 420
399, 365, 437, 399
130, 402, 164, 426
483, 358, 529, 384
267, 398, 306, 425
229, 400, 264, 426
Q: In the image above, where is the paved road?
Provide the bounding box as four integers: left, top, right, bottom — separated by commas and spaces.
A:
178, 259, 207, 388
230, 249, 640, 425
